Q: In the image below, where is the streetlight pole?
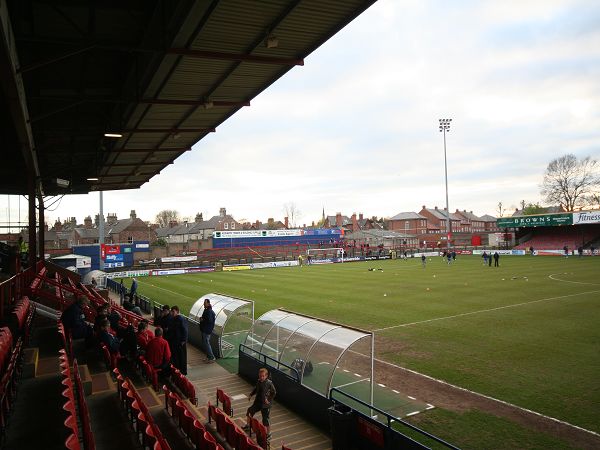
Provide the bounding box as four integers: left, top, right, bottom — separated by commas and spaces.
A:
439, 118, 452, 251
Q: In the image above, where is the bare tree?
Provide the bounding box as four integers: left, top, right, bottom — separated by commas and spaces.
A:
540, 154, 600, 211
155, 209, 180, 227
283, 202, 301, 228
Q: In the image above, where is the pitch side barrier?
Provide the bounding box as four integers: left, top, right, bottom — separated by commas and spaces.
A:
328, 388, 460, 450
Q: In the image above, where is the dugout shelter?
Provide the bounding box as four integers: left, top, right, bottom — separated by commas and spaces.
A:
189, 292, 254, 359
239, 309, 374, 429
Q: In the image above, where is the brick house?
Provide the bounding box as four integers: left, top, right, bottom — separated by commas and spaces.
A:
418, 206, 461, 234
453, 210, 486, 234
388, 212, 428, 235
480, 214, 499, 232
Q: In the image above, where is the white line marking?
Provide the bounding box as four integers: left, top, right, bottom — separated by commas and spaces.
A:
377, 383, 386, 387
426, 404, 435, 410
407, 396, 416, 400
333, 378, 369, 389
392, 389, 399, 394
343, 369, 349, 373
354, 373, 361, 377
406, 411, 420, 417
141, 282, 195, 299
548, 273, 600, 286
373, 357, 600, 438
374, 289, 600, 331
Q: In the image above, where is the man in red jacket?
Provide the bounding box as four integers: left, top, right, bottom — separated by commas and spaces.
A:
145, 327, 171, 375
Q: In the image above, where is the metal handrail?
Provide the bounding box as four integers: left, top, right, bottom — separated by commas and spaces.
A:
329, 387, 460, 450
239, 343, 300, 382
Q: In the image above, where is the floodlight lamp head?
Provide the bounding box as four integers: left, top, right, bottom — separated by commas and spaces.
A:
56, 178, 70, 188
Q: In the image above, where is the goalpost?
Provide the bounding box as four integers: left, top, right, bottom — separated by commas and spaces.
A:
306, 247, 345, 263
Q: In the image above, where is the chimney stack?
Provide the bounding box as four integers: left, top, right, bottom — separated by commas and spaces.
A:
84, 216, 92, 229
130, 210, 137, 220
284, 217, 289, 228
336, 213, 342, 227
359, 213, 363, 221
219, 208, 226, 217
352, 213, 358, 230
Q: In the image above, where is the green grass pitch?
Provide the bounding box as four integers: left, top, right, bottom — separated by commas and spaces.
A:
137, 255, 600, 447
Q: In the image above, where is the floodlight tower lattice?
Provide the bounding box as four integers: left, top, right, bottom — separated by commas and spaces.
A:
439, 118, 452, 250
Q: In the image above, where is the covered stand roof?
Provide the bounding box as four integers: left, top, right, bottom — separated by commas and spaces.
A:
0, 0, 377, 196
243, 309, 372, 398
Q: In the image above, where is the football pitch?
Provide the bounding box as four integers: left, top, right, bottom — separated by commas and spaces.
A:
137, 255, 600, 448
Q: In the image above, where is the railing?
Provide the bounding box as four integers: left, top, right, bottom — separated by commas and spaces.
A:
329, 387, 460, 450
0, 263, 38, 321
239, 343, 300, 382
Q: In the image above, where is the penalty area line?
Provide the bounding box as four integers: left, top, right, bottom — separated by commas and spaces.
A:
374, 289, 600, 332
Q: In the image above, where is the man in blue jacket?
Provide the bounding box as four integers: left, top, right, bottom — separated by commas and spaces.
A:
199, 298, 216, 363
61, 297, 93, 340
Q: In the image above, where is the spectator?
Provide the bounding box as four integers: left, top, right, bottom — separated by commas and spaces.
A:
98, 318, 121, 355
94, 304, 110, 333
136, 320, 154, 350
157, 304, 172, 338
130, 277, 138, 297
91, 277, 97, 288
61, 297, 93, 341
145, 327, 171, 375
168, 306, 188, 375
122, 298, 143, 317
493, 251, 500, 267
199, 299, 216, 363
243, 367, 277, 440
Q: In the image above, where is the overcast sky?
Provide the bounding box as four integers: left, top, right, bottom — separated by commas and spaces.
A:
3, 0, 600, 229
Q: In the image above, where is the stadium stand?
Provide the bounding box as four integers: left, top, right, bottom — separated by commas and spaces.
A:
515, 224, 600, 251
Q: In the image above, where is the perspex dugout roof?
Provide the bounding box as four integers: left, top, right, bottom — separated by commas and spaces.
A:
243, 309, 373, 398
189, 293, 254, 358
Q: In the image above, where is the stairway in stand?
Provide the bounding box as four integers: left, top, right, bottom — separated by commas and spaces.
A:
190, 367, 332, 450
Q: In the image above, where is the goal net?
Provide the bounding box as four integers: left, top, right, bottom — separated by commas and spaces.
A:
306, 247, 345, 263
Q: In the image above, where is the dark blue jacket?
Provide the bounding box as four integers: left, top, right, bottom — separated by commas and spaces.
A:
169, 314, 188, 344
99, 329, 120, 354
200, 306, 216, 334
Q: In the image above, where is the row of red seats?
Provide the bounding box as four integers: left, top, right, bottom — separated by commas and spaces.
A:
59, 350, 95, 450
208, 401, 264, 450
58, 321, 74, 361
73, 359, 94, 450
211, 387, 292, 450
114, 368, 171, 450
60, 351, 78, 450
28, 266, 46, 291
171, 367, 196, 405
163, 385, 224, 450
138, 355, 161, 392
100, 343, 120, 372
0, 333, 23, 439
11, 296, 35, 344
0, 327, 14, 374
216, 388, 232, 416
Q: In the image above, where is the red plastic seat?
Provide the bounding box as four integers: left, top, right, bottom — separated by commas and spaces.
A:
251, 417, 267, 449
65, 432, 82, 450
181, 407, 195, 439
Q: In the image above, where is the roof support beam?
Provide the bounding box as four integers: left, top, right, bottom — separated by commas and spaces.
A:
29, 95, 250, 107
110, 148, 190, 153
120, 127, 215, 133
15, 40, 303, 73
164, 48, 303, 66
